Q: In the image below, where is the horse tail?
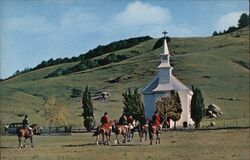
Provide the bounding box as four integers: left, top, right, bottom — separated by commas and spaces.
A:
16, 127, 21, 137
148, 124, 153, 139
93, 127, 100, 136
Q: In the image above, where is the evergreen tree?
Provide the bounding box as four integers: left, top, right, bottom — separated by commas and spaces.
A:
155, 90, 182, 129
238, 13, 249, 28
212, 31, 219, 36
82, 86, 95, 131
122, 88, 144, 120
190, 85, 205, 130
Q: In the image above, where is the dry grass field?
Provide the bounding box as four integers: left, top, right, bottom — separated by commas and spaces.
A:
1, 129, 249, 160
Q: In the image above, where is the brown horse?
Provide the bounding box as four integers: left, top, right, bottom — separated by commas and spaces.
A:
148, 124, 161, 145
148, 119, 169, 145
93, 120, 113, 145
138, 124, 148, 142
16, 124, 38, 148
112, 121, 128, 144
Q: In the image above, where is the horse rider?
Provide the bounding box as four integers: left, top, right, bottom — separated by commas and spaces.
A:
100, 112, 111, 129
127, 115, 134, 130
119, 114, 128, 127
151, 110, 162, 132
22, 115, 33, 135
139, 114, 148, 126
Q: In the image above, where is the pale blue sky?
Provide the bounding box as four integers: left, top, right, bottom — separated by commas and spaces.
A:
0, 0, 248, 79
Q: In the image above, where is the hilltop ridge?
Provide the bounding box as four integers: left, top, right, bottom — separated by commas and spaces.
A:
0, 27, 249, 126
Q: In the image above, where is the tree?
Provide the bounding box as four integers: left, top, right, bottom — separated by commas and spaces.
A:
42, 96, 70, 134
122, 88, 144, 120
238, 13, 249, 28
190, 85, 205, 130
212, 31, 219, 36
82, 86, 95, 131
155, 90, 182, 129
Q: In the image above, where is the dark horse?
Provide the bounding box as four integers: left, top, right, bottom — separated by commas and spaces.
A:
138, 124, 148, 142
93, 120, 113, 145
16, 124, 38, 149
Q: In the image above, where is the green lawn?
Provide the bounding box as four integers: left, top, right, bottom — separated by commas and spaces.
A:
1, 129, 249, 160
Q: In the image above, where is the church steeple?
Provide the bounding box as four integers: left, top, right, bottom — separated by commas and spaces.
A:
159, 31, 171, 66
155, 31, 173, 88
163, 31, 170, 55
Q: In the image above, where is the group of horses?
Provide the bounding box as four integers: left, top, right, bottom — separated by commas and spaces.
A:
15, 119, 169, 149
93, 119, 169, 145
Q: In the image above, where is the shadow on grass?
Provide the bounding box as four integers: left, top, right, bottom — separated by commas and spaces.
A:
62, 142, 145, 147
110, 143, 145, 147
62, 143, 96, 147
0, 146, 16, 149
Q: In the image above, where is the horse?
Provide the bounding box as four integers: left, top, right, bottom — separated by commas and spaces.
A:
16, 124, 38, 149
138, 123, 148, 142
111, 121, 129, 144
127, 120, 136, 142
160, 115, 170, 132
148, 118, 169, 145
93, 120, 113, 145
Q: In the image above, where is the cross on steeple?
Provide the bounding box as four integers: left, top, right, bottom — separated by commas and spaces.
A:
162, 31, 168, 38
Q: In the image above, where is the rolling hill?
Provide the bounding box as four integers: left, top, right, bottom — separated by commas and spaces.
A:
0, 27, 249, 128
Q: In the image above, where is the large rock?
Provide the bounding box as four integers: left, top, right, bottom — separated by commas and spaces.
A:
207, 104, 223, 116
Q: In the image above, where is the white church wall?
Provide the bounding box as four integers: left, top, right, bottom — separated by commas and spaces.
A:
175, 91, 194, 128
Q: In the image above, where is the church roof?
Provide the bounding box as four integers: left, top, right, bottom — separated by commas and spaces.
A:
142, 75, 191, 94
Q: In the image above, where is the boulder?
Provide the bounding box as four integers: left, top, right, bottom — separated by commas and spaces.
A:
207, 104, 223, 116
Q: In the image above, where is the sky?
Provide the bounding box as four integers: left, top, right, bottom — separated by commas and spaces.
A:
0, 0, 248, 79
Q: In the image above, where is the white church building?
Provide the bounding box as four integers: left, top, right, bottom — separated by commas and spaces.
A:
142, 31, 194, 128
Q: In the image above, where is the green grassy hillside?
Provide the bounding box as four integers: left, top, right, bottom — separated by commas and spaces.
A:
0, 27, 249, 127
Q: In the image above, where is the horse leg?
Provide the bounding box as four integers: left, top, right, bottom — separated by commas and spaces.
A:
102, 134, 105, 145
158, 134, 161, 144
115, 134, 119, 145
139, 132, 142, 142
127, 129, 130, 142
23, 138, 26, 148
131, 130, 134, 142
106, 134, 109, 145
149, 129, 153, 145
156, 133, 160, 144
96, 135, 99, 145
145, 131, 147, 142
149, 135, 153, 145
30, 136, 34, 148
105, 132, 109, 145
123, 133, 126, 143
18, 137, 22, 149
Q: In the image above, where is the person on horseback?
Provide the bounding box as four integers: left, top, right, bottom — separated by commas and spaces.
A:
22, 115, 33, 135
139, 114, 148, 126
152, 110, 162, 132
100, 112, 110, 129
127, 115, 134, 126
119, 114, 128, 126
